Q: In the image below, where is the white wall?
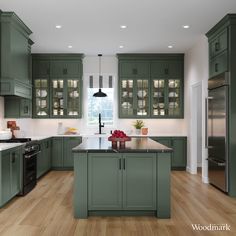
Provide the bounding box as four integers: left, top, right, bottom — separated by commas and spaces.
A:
184, 35, 208, 182
0, 97, 4, 130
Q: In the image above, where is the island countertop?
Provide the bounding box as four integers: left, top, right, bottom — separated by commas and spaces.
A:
72, 137, 172, 153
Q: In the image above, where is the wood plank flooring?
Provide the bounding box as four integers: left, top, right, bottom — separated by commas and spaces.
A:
0, 171, 236, 236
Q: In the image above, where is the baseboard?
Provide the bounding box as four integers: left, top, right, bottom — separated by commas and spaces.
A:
202, 176, 209, 184
186, 166, 197, 174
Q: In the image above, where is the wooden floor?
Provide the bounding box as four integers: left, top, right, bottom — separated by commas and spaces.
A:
0, 171, 236, 236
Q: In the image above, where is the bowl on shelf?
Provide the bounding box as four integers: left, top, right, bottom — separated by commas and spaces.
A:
159, 103, 165, 109
122, 102, 132, 109
137, 90, 147, 98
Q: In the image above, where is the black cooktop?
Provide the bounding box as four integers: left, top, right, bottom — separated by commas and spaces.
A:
0, 138, 32, 143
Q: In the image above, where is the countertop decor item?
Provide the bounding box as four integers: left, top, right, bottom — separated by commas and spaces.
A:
93, 54, 107, 97
0, 130, 12, 140
141, 127, 148, 135
133, 120, 145, 135
108, 130, 131, 147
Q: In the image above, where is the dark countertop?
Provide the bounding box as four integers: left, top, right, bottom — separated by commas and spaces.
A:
72, 137, 173, 153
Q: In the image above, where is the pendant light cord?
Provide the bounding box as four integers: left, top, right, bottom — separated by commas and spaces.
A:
98, 54, 102, 89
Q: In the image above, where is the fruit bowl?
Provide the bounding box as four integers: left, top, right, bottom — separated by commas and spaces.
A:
108, 130, 131, 147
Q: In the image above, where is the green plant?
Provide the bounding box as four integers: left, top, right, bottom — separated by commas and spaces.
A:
133, 120, 145, 129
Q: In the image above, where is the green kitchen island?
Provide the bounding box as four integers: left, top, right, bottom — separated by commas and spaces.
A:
72, 137, 172, 219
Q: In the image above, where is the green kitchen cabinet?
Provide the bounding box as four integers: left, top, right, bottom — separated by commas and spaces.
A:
52, 136, 82, 169
33, 78, 50, 118
209, 28, 228, 59
4, 97, 32, 118
88, 153, 122, 210
50, 60, 82, 78
37, 138, 51, 179
119, 78, 150, 118
117, 54, 184, 119
209, 51, 228, 78
32, 60, 50, 78
63, 137, 82, 168
88, 153, 156, 210
0, 146, 22, 207
119, 61, 150, 78
32, 54, 83, 119
52, 137, 63, 168
123, 153, 156, 210
151, 137, 187, 170
0, 11, 32, 99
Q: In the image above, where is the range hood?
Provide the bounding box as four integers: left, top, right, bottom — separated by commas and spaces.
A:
0, 11, 33, 99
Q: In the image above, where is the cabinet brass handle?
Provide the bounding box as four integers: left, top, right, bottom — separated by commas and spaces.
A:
123, 158, 126, 170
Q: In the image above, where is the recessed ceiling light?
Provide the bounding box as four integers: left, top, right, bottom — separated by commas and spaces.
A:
182, 25, 190, 29
120, 25, 127, 29
119, 45, 124, 48
68, 45, 73, 48
56, 25, 62, 29
168, 45, 173, 49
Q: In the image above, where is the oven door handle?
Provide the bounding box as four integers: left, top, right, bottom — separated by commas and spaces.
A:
25, 151, 41, 159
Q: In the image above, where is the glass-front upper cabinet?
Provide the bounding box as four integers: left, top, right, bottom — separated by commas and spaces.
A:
167, 79, 181, 116
34, 79, 49, 117
51, 78, 81, 118
66, 79, 80, 117
51, 79, 64, 117
120, 79, 149, 117
151, 79, 165, 116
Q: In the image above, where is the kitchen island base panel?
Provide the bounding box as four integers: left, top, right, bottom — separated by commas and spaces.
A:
73, 152, 171, 219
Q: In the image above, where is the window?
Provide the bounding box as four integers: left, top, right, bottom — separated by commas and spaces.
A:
87, 88, 114, 126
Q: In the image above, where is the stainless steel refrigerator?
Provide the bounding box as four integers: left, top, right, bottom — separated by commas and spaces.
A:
206, 72, 229, 192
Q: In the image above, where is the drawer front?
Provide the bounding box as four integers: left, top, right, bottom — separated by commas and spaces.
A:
209, 29, 228, 59
209, 52, 228, 78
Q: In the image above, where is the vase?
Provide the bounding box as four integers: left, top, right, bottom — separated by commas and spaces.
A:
135, 129, 141, 135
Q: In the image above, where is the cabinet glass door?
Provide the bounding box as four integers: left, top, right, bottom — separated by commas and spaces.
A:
120, 79, 134, 116
34, 79, 49, 117
51, 79, 65, 117
167, 79, 181, 116
136, 79, 149, 116
66, 79, 80, 116
152, 79, 165, 116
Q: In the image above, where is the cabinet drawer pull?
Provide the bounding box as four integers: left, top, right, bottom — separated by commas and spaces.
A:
12, 153, 16, 163
123, 158, 126, 170
215, 63, 218, 72
215, 42, 219, 51
119, 158, 121, 170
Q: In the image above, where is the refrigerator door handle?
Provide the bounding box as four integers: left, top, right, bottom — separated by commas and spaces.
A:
205, 96, 213, 148
207, 157, 226, 167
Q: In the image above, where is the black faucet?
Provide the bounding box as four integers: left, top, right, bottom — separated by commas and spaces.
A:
98, 113, 104, 134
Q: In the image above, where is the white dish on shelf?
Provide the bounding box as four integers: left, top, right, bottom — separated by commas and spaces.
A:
137, 90, 147, 98
69, 91, 79, 97
159, 103, 165, 109
36, 89, 47, 97
153, 92, 162, 97
169, 92, 178, 97
153, 104, 158, 109
37, 111, 47, 116
169, 81, 178, 88
122, 102, 132, 109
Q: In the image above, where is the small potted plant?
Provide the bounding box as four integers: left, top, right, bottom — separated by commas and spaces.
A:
133, 120, 144, 135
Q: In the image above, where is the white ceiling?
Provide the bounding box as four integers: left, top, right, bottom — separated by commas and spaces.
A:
1, 0, 236, 55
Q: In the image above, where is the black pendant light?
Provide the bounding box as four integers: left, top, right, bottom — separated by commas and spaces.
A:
93, 54, 107, 97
